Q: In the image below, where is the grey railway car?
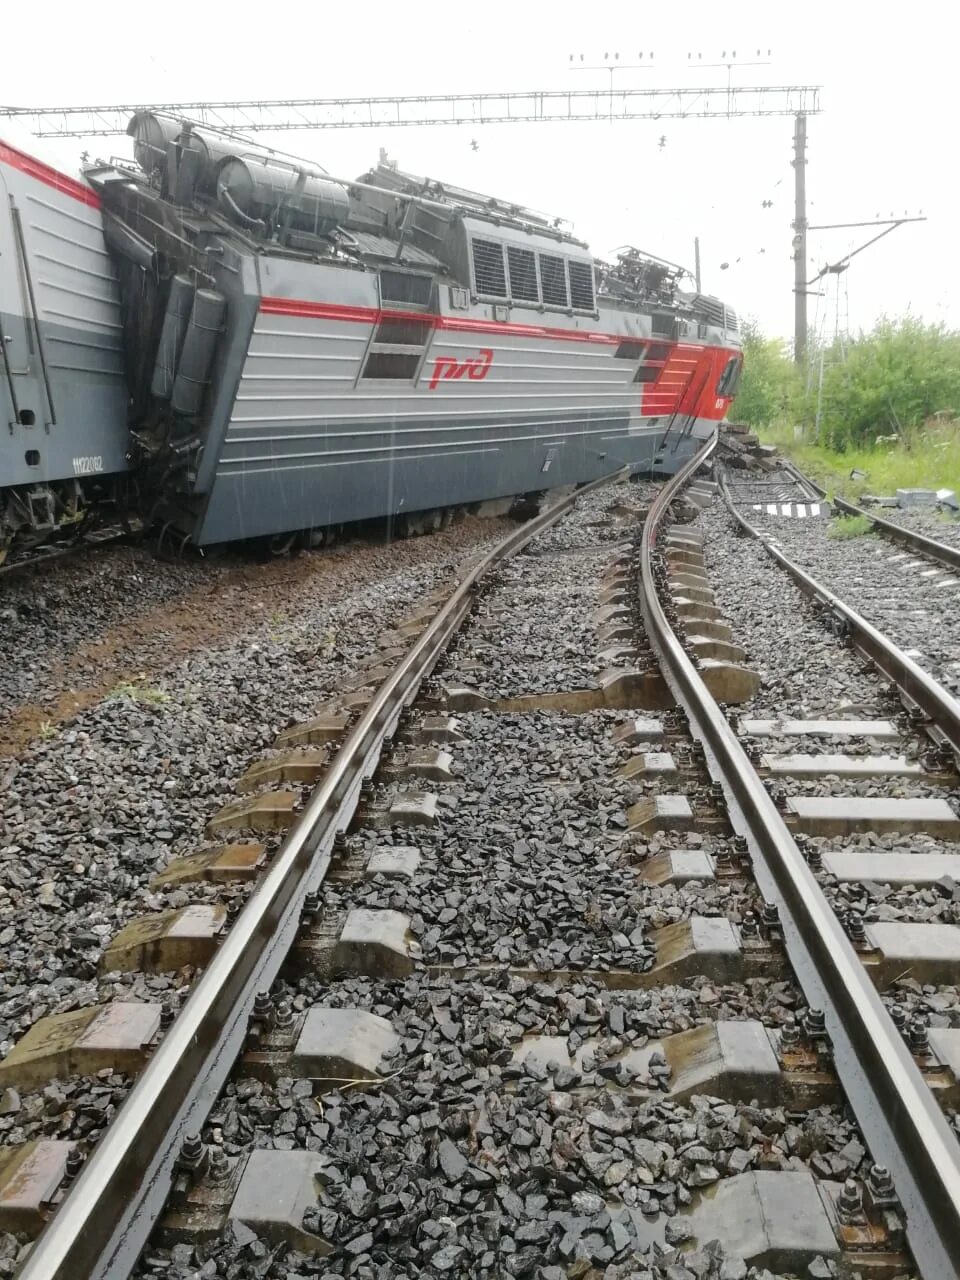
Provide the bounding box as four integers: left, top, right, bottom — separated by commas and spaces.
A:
0, 127, 129, 555
1, 114, 741, 556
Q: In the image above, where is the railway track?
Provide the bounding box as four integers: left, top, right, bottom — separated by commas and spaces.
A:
798, 470, 960, 575
3, 441, 960, 1278
722, 462, 960, 701
725, 460, 960, 574
0, 521, 144, 581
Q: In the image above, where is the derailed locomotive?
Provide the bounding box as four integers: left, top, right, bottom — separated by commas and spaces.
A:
0, 113, 742, 558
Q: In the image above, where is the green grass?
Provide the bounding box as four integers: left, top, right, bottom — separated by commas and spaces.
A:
827, 514, 874, 540
108, 680, 170, 706
758, 419, 960, 502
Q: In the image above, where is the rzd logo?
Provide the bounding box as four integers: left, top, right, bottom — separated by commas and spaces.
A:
428, 348, 493, 390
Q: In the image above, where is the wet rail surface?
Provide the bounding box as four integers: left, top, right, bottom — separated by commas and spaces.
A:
2, 442, 960, 1278
716, 469, 960, 1273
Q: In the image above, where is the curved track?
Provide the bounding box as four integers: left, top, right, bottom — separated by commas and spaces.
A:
7, 441, 960, 1278
14, 469, 630, 1280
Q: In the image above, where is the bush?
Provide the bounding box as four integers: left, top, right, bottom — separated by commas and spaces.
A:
815, 318, 960, 451
826, 514, 873, 539
732, 321, 803, 430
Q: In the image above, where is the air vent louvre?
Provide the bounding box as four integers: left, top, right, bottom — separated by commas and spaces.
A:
568, 260, 595, 311
362, 352, 422, 379
539, 254, 568, 307
614, 341, 645, 360
379, 271, 433, 306
507, 246, 539, 302
472, 239, 508, 297
692, 293, 738, 332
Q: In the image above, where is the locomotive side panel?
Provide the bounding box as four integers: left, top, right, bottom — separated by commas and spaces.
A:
0, 140, 129, 489
191, 256, 685, 544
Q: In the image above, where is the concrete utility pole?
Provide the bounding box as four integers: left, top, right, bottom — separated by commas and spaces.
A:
792, 112, 808, 366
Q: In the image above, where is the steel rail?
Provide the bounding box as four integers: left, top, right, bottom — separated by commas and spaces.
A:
833, 495, 960, 572
640, 444, 960, 1279
780, 459, 960, 572
780, 457, 827, 501
721, 473, 960, 762
16, 468, 626, 1280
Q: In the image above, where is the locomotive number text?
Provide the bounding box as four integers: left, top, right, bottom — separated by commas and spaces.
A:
72, 456, 104, 475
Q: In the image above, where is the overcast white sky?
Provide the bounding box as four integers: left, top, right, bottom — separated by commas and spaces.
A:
3, 0, 951, 345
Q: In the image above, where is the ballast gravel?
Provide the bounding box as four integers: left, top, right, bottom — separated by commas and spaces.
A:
0, 522, 513, 1055
0, 518, 513, 754
345, 710, 758, 972
735, 498, 960, 695
1, 477, 887, 1280
699, 503, 900, 723
877, 506, 960, 551
443, 481, 657, 698
135, 974, 858, 1280
444, 553, 623, 698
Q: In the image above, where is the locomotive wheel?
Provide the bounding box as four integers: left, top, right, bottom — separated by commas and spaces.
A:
269, 532, 297, 556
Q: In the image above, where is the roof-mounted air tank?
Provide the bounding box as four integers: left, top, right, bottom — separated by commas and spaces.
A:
129, 112, 230, 202
128, 112, 349, 235
128, 111, 181, 181
216, 155, 349, 235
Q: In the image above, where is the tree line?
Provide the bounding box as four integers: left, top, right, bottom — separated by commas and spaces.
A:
733, 318, 960, 451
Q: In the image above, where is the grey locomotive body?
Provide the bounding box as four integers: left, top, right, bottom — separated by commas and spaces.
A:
0, 114, 741, 557
0, 128, 129, 555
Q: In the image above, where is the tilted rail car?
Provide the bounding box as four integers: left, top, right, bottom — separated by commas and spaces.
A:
0, 114, 742, 559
